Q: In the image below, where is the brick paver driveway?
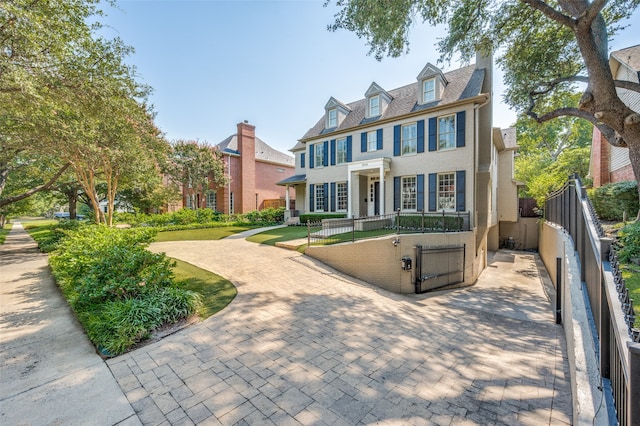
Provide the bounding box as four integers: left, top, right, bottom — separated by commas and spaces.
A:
107, 231, 572, 425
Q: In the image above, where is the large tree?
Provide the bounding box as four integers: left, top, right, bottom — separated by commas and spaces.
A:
163, 140, 227, 210
328, 0, 640, 215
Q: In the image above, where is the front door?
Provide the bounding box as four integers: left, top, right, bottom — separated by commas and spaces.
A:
368, 176, 380, 216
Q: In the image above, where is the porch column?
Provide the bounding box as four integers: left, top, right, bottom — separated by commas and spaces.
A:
379, 166, 385, 215
285, 185, 290, 210
347, 170, 353, 217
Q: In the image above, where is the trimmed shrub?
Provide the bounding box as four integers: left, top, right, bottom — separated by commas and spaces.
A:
49, 225, 201, 355
589, 181, 639, 221
299, 213, 347, 224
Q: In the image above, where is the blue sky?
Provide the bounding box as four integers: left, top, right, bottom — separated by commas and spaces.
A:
100, 1, 639, 154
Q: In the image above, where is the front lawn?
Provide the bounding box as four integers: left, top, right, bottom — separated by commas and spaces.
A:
0, 223, 13, 244
246, 226, 307, 246
154, 226, 255, 242
172, 259, 236, 319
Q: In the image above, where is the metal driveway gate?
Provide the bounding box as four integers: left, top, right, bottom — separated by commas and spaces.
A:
414, 245, 465, 293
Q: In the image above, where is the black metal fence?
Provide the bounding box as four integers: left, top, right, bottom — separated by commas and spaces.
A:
545, 174, 640, 425
307, 210, 471, 245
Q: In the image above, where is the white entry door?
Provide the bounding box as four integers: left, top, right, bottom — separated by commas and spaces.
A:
367, 176, 380, 216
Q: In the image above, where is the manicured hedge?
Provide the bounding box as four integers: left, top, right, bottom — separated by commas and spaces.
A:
299, 213, 347, 224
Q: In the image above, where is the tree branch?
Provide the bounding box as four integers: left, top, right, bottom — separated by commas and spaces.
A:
583, 0, 607, 25
0, 163, 71, 209
519, 0, 575, 28
526, 105, 627, 148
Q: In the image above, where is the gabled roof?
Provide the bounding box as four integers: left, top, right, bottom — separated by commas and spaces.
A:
611, 45, 640, 72
364, 82, 393, 102
301, 64, 485, 141
416, 62, 448, 84
217, 134, 294, 166
325, 96, 351, 112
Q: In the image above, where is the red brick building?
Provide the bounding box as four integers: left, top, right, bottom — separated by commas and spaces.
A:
185, 122, 295, 214
590, 45, 639, 187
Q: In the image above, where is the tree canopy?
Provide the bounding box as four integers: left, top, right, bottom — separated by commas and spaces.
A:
328, 0, 640, 208
1, 0, 170, 224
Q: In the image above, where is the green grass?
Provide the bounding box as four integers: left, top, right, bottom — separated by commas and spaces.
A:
0, 223, 13, 244
154, 226, 254, 242
172, 259, 237, 319
621, 264, 640, 328
246, 226, 307, 245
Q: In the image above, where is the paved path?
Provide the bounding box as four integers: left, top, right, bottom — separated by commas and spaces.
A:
107, 233, 572, 425
0, 223, 140, 425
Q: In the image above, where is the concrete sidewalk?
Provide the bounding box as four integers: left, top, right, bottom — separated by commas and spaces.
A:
0, 222, 140, 426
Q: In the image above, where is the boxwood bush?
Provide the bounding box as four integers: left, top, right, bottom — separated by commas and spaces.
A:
299, 213, 347, 224
49, 226, 201, 355
617, 221, 640, 264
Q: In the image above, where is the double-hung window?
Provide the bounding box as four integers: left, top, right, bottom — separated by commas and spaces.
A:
402, 123, 417, 155
437, 173, 456, 210
438, 115, 455, 150
367, 131, 377, 152
402, 176, 417, 210
315, 143, 325, 168
206, 192, 216, 210
337, 182, 348, 211
369, 95, 380, 117
315, 185, 325, 211
336, 138, 347, 164
328, 109, 337, 128
423, 78, 435, 103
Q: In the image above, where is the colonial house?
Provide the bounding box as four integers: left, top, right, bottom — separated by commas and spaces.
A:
185, 122, 295, 214
590, 45, 639, 186
279, 54, 521, 292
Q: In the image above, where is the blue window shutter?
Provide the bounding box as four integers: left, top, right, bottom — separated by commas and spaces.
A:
330, 182, 336, 212
428, 118, 437, 152
323, 141, 329, 166
456, 111, 466, 147
323, 183, 329, 211
361, 132, 367, 152
301, 153, 305, 168
456, 170, 466, 211
417, 174, 425, 211
428, 173, 437, 211
377, 128, 383, 150
346, 135, 352, 162
394, 177, 400, 211
330, 139, 336, 166
309, 184, 315, 212
393, 125, 401, 156
417, 120, 425, 153
309, 144, 314, 169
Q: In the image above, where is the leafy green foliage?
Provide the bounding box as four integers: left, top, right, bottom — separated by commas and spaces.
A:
616, 222, 640, 263
48, 226, 201, 355
299, 213, 347, 224
588, 181, 639, 221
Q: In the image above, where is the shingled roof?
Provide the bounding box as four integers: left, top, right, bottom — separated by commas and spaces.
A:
611, 44, 640, 76
301, 64, 485, 141
217, 134, 294, 166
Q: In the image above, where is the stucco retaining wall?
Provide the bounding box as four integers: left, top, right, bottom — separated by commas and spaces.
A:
539, 221, 608, 425
305, 232, 479, 294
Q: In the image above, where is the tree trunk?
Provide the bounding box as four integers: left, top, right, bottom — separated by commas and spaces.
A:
68, 189, 78, 220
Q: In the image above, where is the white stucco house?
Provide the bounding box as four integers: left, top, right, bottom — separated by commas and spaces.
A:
278, 54, 520, 292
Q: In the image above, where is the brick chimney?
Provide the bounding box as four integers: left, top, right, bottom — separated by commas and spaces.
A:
237, 121, 256, 213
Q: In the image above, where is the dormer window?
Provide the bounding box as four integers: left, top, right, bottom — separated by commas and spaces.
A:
324, 97, 351, 130
422, 78, 436, 103
416, 63, 447, 105
364, 82, 392, 120
327, 108, 337, 128
369, 95, 380, 117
